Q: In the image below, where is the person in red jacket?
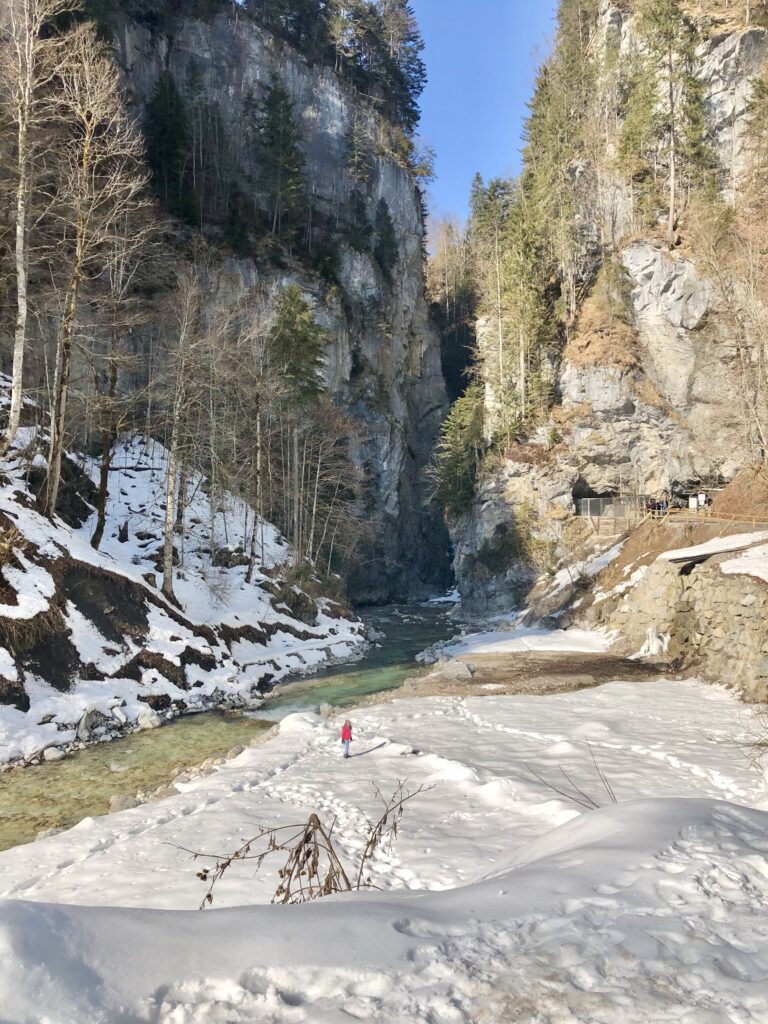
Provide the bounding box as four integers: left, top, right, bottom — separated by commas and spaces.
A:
341, 720, 352, 759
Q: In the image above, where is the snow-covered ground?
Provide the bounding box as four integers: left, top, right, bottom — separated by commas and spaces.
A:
658, 530, 768, 563
722, 542, 768, 584
545, 540, 626, 598
441, 625, 616, 658
0, 433, 364, 765
0, 677, 766, 1022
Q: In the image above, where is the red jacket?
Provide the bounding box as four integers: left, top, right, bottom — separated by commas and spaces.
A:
341, 723, 352, 741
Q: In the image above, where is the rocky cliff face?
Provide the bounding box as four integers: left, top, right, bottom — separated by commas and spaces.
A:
452, 5, 768, 614
114, 13, 451, 604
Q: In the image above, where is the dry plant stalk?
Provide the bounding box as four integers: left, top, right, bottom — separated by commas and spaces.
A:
526, 743, 618, 810
175, 781, 430, 908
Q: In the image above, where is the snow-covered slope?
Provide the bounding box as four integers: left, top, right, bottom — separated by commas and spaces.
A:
0, 433, 364, 766
0, 679, 765, 1022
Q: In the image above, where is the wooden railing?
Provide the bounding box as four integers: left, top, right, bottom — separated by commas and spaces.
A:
588, 513, 648, 537
652, 508, 768, 530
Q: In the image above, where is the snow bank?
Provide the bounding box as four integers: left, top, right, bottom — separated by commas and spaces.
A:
721, 542, 768, 584
0, 680, 765, 1022
546, 539, 626, 597
658, 530, 768, 563
441, 625, 616, 657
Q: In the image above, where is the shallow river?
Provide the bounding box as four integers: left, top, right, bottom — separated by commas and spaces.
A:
0, 605, 456, 851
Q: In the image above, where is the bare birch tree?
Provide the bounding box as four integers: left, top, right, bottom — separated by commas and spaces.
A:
0, 0, 81, 453
42, 23, 150, 518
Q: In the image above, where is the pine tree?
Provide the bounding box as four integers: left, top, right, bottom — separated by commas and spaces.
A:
377, 0, 426, 132
346, 188, 372, 251
144, 71, 194, 222
373, 198, 398, 280
432, 384, 485, 517
623, 0, 713, 239
346, 111, 373, 183
271, 284, 326, 403
259, 78, 305, 244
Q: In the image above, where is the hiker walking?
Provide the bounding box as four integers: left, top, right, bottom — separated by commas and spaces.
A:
341, 720, 352, 759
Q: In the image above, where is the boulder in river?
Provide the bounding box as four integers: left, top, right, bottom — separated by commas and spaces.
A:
136, 708, 161, 731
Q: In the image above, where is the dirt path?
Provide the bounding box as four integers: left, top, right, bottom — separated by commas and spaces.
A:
360, 651, 676, 705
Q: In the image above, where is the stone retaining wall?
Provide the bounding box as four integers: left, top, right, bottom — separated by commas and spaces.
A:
591, 559, 768, 701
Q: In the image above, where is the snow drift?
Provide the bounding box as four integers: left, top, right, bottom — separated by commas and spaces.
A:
0, 679, 766, 1022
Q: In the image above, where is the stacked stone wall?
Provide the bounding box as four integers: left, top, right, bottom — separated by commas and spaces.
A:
599, 559, 768, 700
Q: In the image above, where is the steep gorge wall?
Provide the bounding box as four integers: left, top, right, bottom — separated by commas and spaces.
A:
114, 13, 451, 604
452, 4, 768, 614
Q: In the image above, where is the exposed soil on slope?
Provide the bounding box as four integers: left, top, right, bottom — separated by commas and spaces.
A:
363, 651, 670, 704
594, 466, 768, 597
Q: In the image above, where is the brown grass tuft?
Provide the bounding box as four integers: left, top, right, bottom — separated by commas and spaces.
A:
564, 295, 640, 370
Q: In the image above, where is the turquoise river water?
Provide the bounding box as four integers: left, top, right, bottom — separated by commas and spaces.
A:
0, 605, 456, 851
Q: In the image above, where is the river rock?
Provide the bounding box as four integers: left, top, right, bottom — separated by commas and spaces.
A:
148, 784, 177, 802
76, 709, 100, 742
109, 794, 140, 813
438, 661, 475, 682
226, 745, 245, 760
319, 703, 334, 718
36, 827, 65, 841
136, 707, 161, 731
43, 747, 65, 762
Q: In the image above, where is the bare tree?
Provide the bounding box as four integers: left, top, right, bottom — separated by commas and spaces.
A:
90, 209, 162, 550
160, 270, 204, 601
0, 0, 81, 453
42, 22, 151, 518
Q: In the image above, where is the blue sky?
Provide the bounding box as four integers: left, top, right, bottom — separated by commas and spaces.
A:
412, 0, 560, 223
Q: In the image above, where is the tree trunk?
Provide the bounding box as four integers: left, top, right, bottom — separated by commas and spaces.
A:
45, 267, 80, 518
162, 354, 186, 600
90, 344, 119, 549
176, 463, 188, 569
667, 47, 677, 244
162, 439, 179, 601
5, 112, 30, 453
292, 424, 300, 569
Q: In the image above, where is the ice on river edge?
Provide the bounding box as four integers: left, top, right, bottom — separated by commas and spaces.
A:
0, 676, 767, 1022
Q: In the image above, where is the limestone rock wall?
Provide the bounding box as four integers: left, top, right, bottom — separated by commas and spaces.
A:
558, 240, 744, 498
452, 6, 767, 614
112, 14, 451, 603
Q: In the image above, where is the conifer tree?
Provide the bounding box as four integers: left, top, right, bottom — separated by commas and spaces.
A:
144, 71, 193, 222
622, 0, 713, 240
346, 111, 373, 183
271, 284, 326, 402
259, 78, 305, 244
373, 198, 397, 280
347, 188, 372, 251
432, 383, 485, 518
377, 0, 426, 132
